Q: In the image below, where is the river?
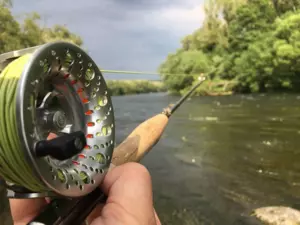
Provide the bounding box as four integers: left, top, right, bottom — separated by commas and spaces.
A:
2, 93, 300, 224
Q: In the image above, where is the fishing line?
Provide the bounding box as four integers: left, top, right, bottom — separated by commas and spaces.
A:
0, 54, 47, 191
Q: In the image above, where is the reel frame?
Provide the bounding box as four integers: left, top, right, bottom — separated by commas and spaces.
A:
0, 42, 115, 198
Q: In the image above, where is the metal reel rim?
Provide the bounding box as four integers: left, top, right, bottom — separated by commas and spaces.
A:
16, 41, 115, 197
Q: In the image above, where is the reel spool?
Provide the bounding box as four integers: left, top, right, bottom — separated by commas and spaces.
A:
0, 42, 115, 198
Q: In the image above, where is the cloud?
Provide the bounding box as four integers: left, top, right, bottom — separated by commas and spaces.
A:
144, 4, 206, 37
11, 0, 206, 78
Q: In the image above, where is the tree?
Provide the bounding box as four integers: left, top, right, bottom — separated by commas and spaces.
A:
0, 6, 83, 55
273, 12, 300, 90
159, 50, 212, 93
231, 33, 276, 92
42, 25, 83, 46
215, 0, 247, 22
273, 0, 300, 14
0, 0, 12, 8
0, 6, 22, 54
20, 13, 44, 47
227, 0, 277, 52
159, 0, 300, 95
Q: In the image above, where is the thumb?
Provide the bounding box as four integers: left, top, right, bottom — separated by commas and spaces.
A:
90, 163, 157, 225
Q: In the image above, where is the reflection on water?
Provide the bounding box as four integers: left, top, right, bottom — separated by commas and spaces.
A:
2, 93, 300, 224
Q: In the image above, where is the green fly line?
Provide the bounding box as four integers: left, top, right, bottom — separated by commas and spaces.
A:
0, 54, 47, 192
0, 54, 90, 192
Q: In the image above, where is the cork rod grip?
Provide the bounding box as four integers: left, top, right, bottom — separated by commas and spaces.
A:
111, 113, 169, 167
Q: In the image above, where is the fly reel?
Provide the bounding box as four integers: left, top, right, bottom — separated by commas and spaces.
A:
0, 42, 115, 198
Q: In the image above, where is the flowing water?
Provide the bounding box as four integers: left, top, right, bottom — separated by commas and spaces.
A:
2, 93, 300, 224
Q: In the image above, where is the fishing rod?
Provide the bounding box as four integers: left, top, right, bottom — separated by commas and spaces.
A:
0, 42, 205, 225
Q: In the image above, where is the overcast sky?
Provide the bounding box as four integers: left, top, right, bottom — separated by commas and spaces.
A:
11, 0, 205, 79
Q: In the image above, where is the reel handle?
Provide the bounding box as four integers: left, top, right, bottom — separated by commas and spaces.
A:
35, 131, 86, 161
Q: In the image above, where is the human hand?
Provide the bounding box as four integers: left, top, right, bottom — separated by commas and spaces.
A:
9, 162, 161, 225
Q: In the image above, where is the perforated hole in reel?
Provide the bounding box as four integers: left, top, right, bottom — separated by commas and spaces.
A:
16, 42, 115, 197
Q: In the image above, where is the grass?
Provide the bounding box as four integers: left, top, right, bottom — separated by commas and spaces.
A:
106, 80, 166, 96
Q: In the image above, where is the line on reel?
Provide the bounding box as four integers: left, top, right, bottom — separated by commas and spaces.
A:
0, 42, 115, 198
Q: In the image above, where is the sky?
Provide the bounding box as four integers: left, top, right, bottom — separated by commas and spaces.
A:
11, 0, 206, 80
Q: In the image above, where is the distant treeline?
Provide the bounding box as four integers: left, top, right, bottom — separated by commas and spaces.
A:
107, 80, 166, 96
159, 0, 300, 95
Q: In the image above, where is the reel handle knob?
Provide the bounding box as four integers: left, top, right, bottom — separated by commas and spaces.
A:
35, 131, 86, 160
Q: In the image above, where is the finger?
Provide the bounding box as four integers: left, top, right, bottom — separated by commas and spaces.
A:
85, 165, 117, 223
9, 198, 48, 225
86, 163, 158, 224
85, 203, 104, 224
91, 162, 156, 225
9, 133, 57, 224
87, 205, 161, 225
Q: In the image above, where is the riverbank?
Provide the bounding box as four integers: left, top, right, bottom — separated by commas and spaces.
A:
175, 78, 237, 97
179, 78, 300, 97
107, 80, 166, 96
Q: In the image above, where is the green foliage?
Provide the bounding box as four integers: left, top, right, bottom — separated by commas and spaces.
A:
273, 0, 300, 14
215, 0, 247, 22
159, 0, 300, 95
228, 0, 277, 52
107, 80, 166, 96
0, 0, 12, 8
0, 6, 83, 54
42, 25, 83, 46
0, 7, 23, 53
159, 50, 211, 93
